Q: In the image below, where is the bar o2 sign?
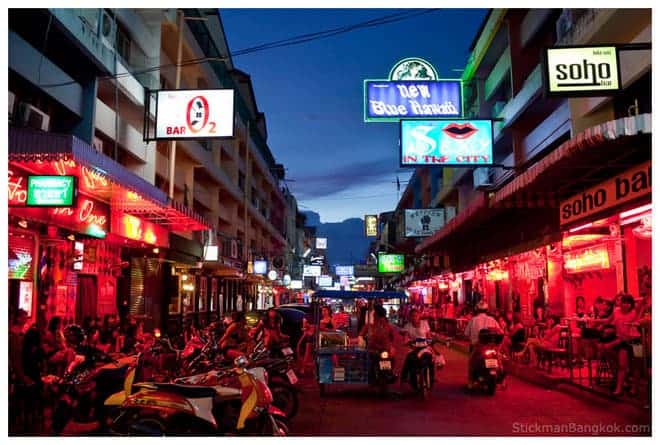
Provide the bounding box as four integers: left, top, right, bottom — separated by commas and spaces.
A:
156, 89, 235, 139
544, 46, 621, 96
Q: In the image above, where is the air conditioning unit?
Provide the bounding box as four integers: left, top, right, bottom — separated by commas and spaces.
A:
17, 102, 50, 132
473, 167, 494, 189
100, 10, 116, 48
92, 136, 104, 153
9, 91, 16, 119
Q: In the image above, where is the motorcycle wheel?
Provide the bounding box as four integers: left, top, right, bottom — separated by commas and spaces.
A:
270, 383, 298, 419
128, 417, 167, 436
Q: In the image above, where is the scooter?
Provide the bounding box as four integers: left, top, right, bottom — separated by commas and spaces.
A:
50, 350, 134, 435
109, 356, 288, 436
371, 349, 397, 395
403, 338, 436, 400
468, 328, 506, 396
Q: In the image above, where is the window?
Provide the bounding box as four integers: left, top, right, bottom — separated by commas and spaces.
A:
238, 172, 245, 191
115, 22, 131, 65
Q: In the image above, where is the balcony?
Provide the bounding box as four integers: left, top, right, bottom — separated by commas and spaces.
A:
193, 181, 214, 211
95, 99, 154, 164
493, 63, 543, 141
485, 48, 511, 101
49, 8, 116, 74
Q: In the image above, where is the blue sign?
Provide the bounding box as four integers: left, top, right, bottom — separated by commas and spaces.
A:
365, 80, 462, 122
400, 119, 493, 166
335, 265, 354, 276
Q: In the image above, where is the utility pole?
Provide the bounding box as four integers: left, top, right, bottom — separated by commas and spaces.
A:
168, 10, 184, 200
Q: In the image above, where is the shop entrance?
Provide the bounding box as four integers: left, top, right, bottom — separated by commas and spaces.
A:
76, 274, 98, 323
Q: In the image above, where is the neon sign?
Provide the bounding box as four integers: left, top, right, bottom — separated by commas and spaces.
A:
563, 244, 611, 273
52, 198, 109, 238
8, 170, 28, 206
111, 212, 169, 247
27, 175, 76, 206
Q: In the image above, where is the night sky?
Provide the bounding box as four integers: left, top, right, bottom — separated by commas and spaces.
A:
221, 8, 487, 222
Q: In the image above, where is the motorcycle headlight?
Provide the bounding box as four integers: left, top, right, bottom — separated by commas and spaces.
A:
380, 351, 389, 359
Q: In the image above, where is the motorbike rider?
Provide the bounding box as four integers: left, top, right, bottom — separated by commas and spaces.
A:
219, 311, 248, 360
463, 301, 502, 388
399, 308, 432, 386
359, 304, 395, 379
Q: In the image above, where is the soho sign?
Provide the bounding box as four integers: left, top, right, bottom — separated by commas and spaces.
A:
544, 46, 621, 96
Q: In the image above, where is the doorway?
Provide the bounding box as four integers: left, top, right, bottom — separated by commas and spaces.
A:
76, 275, 98, 323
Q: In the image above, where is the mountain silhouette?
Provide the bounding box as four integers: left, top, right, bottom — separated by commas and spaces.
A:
303, 211, 369, 268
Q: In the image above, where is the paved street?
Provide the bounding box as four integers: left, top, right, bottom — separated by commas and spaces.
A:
290, 335, 652, 436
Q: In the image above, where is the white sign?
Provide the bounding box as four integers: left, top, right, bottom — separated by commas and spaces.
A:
283, 274, 291, 286
203, 245, 218, 261
156, 89, 235, 139
319, 275, 333, 287
268, 270, 278, 281
335, 265, 354, 276
289, 280, 303, 289
545, 46, 620, 95
404, 208, 445, 237
315, 238, 327, 249
303, 265, 322, 277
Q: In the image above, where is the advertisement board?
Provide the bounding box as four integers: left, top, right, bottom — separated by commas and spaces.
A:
319, 275, 333, 287
364, 80, 462, 121
544, 46, 621, 96
289, 280, 303, 290
156, 89, 235, 139
315, 238, 327, 249
400, 119, 493, 166
253, 260, 267, 275
378, 253, 405, 273
303, 265, 322, 277
335, 265, 354, 276
111, 212, 169, 247
365, 214, 378, 237
26, 175, 76, 207
404, 208, 445, 237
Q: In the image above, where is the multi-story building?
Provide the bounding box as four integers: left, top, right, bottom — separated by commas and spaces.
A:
8, 8, 292, 332
397, 9, 651, 321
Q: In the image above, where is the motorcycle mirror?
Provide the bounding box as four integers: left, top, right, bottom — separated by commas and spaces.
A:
234, 355, 248, 368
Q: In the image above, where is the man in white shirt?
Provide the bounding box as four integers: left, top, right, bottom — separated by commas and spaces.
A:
400, 308, 432, 388
464, 301, 501, 349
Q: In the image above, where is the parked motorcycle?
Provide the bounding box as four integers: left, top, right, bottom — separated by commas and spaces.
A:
50, 349, 134, 435
468, 328, 506, 396
110, 355, 288, 436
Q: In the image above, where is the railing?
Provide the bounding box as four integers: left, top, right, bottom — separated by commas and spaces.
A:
556, 9, 601, 45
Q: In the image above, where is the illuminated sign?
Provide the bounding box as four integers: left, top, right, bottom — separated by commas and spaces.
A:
389, 58, 438, 81
486, 269, 509, 281
204, 245, 219, 261
400, 119, 493, 166
253, 260, 267, 275
289, 280, 303, 290
378, 253, 405, 273
19, 281, 33, 317
404, 209, 445, 237
111, 212, 169, 247
72, 241, 84, 271
316, 238, 327, 249
335, 265, 354, 276
564, 244, 611, 273
156, 89, 235, 139
8, 169, 28, 206
9, 248, 33, 279
283, 274, 292, 286
319, 275, 333, 287
26, 175, 76, 207
544, 46, 620, 96
560, 161, 651, 226
51, 197, 109, 238
365, 214, 378, 237
303, 265, 322, 277
364, 80, 462, 121
268, 270, 278, 281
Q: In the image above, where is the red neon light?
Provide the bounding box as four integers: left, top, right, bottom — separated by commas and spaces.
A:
8, 170, 28, 206
620, 211, 651, 226
563, 244, 610, 273
569, 222, 593, 233
112, 212, 169, 247
620, 204, 652, 219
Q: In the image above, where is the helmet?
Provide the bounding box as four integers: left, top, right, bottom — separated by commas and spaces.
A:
476, 301, 489, 312
64, 324, 85, 346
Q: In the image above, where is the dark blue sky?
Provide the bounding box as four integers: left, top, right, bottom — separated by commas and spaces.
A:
220, 8, 487, 222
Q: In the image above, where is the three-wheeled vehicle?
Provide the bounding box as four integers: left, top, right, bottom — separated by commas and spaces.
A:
311, 290, 406, 397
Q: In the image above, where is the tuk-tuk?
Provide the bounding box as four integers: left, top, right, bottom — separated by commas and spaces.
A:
311, 289, 406, 396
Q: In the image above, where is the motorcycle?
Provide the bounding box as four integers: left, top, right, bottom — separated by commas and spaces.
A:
370, 349, 397, 395
468, 328, 506, 396
110, 355, 288, 436
50, 349, 134, 435
403, 338, 437, 400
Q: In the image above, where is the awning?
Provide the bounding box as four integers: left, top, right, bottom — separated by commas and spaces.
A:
313, 290, 407, 300
9, 127, 210, 231
415, 192, 489, 254
493, 113, 652, 205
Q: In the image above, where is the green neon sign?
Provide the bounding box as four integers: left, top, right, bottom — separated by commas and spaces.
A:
378, 253, 405, 273
26, 175, 76, 207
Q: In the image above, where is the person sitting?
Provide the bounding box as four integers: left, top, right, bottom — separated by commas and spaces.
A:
219, 312, 248, 359
502, 313, 526, 358
319, 306, 334, 331
517, 314, 562, 366
399, 308, 432, 387
259, 309, 290, 350
359, 305, 395, 381
464, 301, 501, 352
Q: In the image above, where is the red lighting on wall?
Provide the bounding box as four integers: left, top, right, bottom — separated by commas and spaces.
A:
563, 244, 610, 273
562, 234, 607, 249
486, 269, 509, 281
8, 169, 28, 206
111, 211, 169, 248
619, 204, 652, 219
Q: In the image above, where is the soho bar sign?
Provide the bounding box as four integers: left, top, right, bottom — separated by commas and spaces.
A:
543, 45, 621, 96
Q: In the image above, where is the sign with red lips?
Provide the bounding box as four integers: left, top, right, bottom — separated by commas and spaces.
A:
156, 89, 235, 139
400, 119, 493, 166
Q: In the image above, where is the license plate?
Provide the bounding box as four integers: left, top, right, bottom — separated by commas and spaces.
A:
379, 361, 392, 370
485, 358, 498, 369
286, 369, 298, 385
281, 347, 293, 356
333, 367, 345, 381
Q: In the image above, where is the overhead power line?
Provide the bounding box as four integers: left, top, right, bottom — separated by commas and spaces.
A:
37, 9, 440, 89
